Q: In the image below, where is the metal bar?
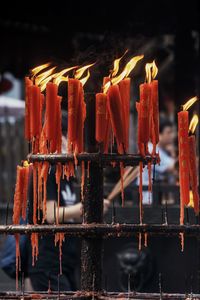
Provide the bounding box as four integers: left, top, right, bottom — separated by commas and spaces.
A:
0, 291, 198, 299
80, 93, 104, 294
1, 224, 200, 236
28, 153, 157, 166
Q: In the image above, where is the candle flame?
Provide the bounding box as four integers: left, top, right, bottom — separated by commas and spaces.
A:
188, 191, 194, 208
39, 75, 55, 92
75, 63, 95, 80
35, 67, 56, 86
182, 96, 198, 111
52, 66, 78, 86
23, 160, 29, 167
31, 62, 51, 76
111, 50, 128, 77
145, 60, 158, 83
80, 70, 90, 87
54, 75, 69, 87
189, 114, 199, 134
103, 55, 144, 93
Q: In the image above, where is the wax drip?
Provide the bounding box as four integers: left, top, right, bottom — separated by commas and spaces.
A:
33, 162, 38, 225
147, 162, 152, 204
120, 162, 125, 207
87, 161, 91, 178
81, 161, 85, 202
55, 233, 65, 275
138, 233, 142, 251
15, 234, 20, 290
31, 233, 39, 266
56, 163, 62, 224
144, 233, 148, 247
180, 233, 184, 252
139, 162, 143, 224
41, 162, 49, 223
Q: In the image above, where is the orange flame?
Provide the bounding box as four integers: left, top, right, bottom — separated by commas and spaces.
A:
75, 63, 95, 80
189, 114, 199, 134
34, 67, 56, 86
111, 50, 128, 77
182, 96, 198, 111
31, 62, 51, 76
53, 66, 78, 86
103, 55, 144, 93
39, 75, 55, 92
80, 70, 90, 87
145, 60, 158, 83
23, 160, 29, 167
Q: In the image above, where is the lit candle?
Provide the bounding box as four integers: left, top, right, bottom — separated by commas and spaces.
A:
95, 93, 108, 144
150, 79, 159, 155
188, 114, 199, 215
119, 77, 131, 152
178, 96, 198, 224
67, 78, 80, 153
24, 77, 33, 141
107, 84, 124, 153
46, 82, 58, 151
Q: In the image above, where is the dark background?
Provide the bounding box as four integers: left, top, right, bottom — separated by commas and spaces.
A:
0, 0, 199, 103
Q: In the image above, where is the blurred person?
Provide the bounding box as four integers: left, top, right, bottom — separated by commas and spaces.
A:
137, 119, 177, 204
26, 113, 110, 291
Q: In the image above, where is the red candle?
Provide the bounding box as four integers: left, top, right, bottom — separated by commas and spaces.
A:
136, 102, 145, 156
103, 77, 111, 153
68, 78, 80, 153
189, 135, 199, 215
107, 84, 124, 153
150, 80, 159, 154
24, 77, 33, 141
119, 78, 130, 152
95, 93, 107, 143
13, 164, 30, 224
139, 83, 151, 148
50, 95, 62, 153
46, 82, 58, 145
75, 82, 86, 154
29, 85, 41, 139
178, 110, 190, 224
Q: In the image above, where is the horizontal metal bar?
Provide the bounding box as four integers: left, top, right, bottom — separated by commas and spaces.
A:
0, 291, 197, 299
28, 153, 157, 166
1, 224, 200, 236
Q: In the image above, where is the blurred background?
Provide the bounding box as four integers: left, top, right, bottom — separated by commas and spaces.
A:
0, 0, 199, 294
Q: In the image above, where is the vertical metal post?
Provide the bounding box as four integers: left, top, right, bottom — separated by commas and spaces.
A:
81, 93, 104, 293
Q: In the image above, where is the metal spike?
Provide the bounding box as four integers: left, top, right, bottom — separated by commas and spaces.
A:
62, 207, 65, 224
161, 207, 164, 224
112, 200, 116, 224
22, 272, 25, 297
58, 274, 60, 300
128, 272, 131, 297
185, 207, 190, 225
28, 141, 31, 154
5, 200, 9, 225
159, 273, 162, 300
190, 274, 193, 297
152, 163, 156, 183
54, 202, 56, 224
104, 274, 107, 291
164, 199, 168, 225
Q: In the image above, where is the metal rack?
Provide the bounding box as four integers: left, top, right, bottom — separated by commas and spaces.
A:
0, 94, 199, 299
